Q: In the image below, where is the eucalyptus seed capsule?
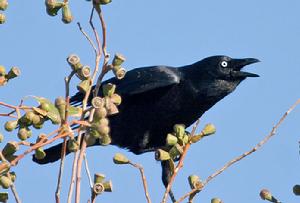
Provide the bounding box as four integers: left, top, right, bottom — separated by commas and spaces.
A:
110, 94, 122, 105
113, 67, 126, 80
113, 153, 129, 164
102, 83, 116, 97
155, 149, 171, 161
93, 182, 104, 195
0, 176, 12, 189
67, 54, 82, 71
0, 0, 8, 11
94, 173, 105, 183
35, 147, 46, 160
62, 4, 73, 24
0, 65, 5, 76
77, 79, 91, 94
76, 65, 90, 80
2, 142, 19, 157
99, 134, 111, 146
112, 53, 126, 67
6, 67, 21, 80
103, 180, 113, 192
0, 13, 5, 24
4, 120, 18, 132
173, 124, 185, 139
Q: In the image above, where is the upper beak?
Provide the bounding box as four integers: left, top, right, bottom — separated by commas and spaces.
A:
231, 58, 260, 78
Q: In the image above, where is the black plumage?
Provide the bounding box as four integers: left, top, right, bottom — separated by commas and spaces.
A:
33, 55, 259, 201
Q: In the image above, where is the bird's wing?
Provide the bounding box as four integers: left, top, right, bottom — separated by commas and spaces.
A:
107, 66, 181, 95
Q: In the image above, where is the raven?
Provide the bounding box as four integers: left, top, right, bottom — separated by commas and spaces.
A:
33, 55, 259, 200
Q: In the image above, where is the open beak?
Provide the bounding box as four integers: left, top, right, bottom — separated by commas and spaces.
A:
231, 58, 260, 78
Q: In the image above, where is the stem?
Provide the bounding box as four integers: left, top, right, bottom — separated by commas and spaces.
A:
10, 184, 21, 203
176, 99, 300, 203
161, 120, 200, 203
75, 141, 87, 203
130, 162, 152, 203
67, 149, 80, 203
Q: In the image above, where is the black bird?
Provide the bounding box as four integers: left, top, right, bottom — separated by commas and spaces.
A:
33, 55, 259, 200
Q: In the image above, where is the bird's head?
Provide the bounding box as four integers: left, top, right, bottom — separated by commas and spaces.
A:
200, 55, 260, 81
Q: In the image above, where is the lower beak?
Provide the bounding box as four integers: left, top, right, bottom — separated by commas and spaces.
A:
231, 58, 260, 78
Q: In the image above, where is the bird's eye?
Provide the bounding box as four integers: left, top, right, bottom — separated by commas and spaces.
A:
221, 61, 228, 68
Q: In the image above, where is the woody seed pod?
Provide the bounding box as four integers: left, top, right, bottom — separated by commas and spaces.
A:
113, 66, 126, 80
6, 67, 21, 80
2, 142, 19, 157
94, 173, 105, 183
85, 133, 97, 146
112, 53, 126, 67
103, 180, 113, 192
173, 124, 185, 139
67, 54, 82, 71
35, 147, 46, 160
77, 79, 91, 94
169, 144, 183, 159
0, 13, 5, 24
4, 120, 18, 132
0, 176, 12, 189
166, 133, 178, 146
110, 94, 122, 105
102, 83, 116, 97
211, 198, 222, 203
94, 107, 107, 121
93, 182, 104, 195
0, 133, 3, 143
155, 149, 171, 161
18, 127, 32, 140
99, 134, 111, 145
0, 192, 8, 202
113, 153, 129, 164
55, 97, 66, 119
76, 65, 90, 80
0, 65, 5, 76
91, 97, 104, 109
0, 0, 8, 11
67, 138, 79, 152
293, 185, 300, 196
62, 4, 73, 24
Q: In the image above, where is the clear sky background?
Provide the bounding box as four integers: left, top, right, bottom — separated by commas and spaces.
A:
1, 1, 300, 202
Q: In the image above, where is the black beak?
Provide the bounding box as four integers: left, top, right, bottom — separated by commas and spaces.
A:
231, 58, 260, 78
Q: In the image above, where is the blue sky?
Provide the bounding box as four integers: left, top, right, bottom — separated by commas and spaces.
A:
1, 1, 300, 202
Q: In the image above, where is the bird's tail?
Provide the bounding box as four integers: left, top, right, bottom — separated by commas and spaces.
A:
32, 142, 68, 164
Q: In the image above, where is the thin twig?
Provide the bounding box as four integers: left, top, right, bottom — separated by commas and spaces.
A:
67, 147, 80, 203
55, 137, 67, 203
176, 99, 300, 203
129, 162, 152, 203
161, 120, 200, 203
10, 184, 21, 203
84, 153, 93, 188
75, 141, 88, 203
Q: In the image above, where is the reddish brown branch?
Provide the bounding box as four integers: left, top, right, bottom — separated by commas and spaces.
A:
176, 99, 300, 203
161, 120, 200, 203
129, 162, 152, 203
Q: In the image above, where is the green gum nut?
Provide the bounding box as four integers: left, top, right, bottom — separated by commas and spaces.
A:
102, 83, 116, 97
166, 133, 178, 146
113, 153, 129, 164
6, 67, 21, 80
76, 65, 90, 80
259, 189, 272, 201
103, 180, 113, 192
55, 97, 66, 119
47, 111, 61, 124
62, 4, 73, 24
17, 127, 32, 140
112, 53, 126, 67
173, 124, 185, 139
293, 185, 300, 196
0, 0, 8, 11
0, 162, 10, 174
0, 13, 5, 24
94, 107, 107, 121
2, 142, 19, 157
188, 175, 202, 189
89, 128, 101, 139
155, 149, 171, 161
9, 172, 16, 182
0, 176, 12, 189
67, 54, 82, 70
91, 97, 104, 109
211, 198, 223, 203
96, 124, 110, 136
106, 101, 119, 116
67, 138, 79, 152
0, 132, 3, 143
99, 134, 111, 146
0, 192, 8, 202
93, 182, 104, 195
85, 133, 97, 146
113, 67, 126, 80
94, 173, 105, 183
35, 147, 46, 160
98, 0, 112, 5
169, 144, 183, 159
202, 123, 216, 136
77, 79, 91, 94
0, 65, 5, 76
110, 94, 122, 105
4, 120, 18, 132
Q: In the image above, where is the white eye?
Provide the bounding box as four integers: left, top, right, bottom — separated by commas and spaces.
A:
221, 61, 228, 67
